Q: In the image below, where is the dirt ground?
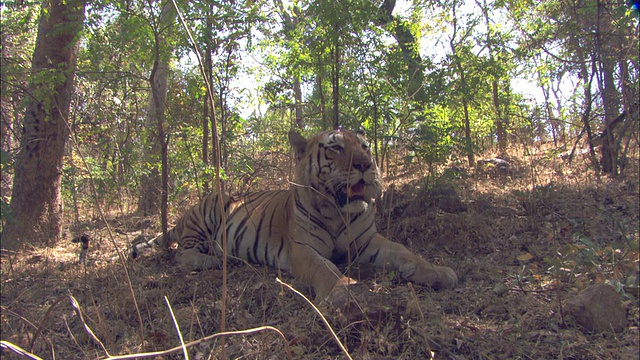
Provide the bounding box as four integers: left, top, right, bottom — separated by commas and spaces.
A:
2, 149, 639, 359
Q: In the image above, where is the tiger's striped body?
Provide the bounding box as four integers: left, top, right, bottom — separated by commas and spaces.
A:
132, 130, 457, 300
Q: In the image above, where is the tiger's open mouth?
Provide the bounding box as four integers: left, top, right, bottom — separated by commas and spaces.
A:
336, 180, 367, 207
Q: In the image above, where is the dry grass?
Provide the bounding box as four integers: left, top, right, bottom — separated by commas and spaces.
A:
2, 144, 639, 359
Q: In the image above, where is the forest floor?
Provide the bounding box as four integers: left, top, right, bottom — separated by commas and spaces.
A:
1, 145, 639, 359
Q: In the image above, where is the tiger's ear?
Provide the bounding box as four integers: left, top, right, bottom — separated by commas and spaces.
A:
288, 131, 307, 161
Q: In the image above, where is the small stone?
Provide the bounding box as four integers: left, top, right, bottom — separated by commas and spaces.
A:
564, 284, 628, 334
493, 283, 509, 296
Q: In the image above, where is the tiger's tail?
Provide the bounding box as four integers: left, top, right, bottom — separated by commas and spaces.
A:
129, 230, 173, 259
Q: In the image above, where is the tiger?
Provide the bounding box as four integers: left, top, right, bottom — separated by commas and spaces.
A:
131, 129, 458, 300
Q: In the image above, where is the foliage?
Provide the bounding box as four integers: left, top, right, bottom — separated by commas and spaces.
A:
1, 0, 637, 221
1, 0, 638, 356
408, 105, 456, 167
546, 231, 639, 298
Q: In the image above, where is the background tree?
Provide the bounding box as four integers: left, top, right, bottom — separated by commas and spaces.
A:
1, 0, 636, 249
475, 0, 514, 156
2, 0, 86, 249
508, 0, 638, 173
137, 1, 175, 222
1, 4, 38, 220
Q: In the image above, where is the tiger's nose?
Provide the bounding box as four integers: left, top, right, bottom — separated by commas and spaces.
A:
353, 160, 371, 172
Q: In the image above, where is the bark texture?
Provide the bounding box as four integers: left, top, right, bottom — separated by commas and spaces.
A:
3, 0, 86, 249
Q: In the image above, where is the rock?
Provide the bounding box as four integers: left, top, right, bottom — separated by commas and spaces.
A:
564, 284, 628, 334
493, 282, 509, 297
441, 165, 468, 179
479, 157, 511, 169
476, 158, 512, 178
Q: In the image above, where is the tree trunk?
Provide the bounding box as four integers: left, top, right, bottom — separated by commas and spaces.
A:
294, 76, 303, 129
461, 92, 474, 166
492, 79, 507, 155
476, 0, 507, 155
292, 6, 304, 130
449, 0, 474, 167
202, 14, 212, 195
331, 35, 341, 130
376, 0, 427, 103
595, 0, 621, 174
202, 81, 210, 194
316, 61, 327, 130
599, 112, 626, 174
541, 80, 558, 146
137, 2, 174, 217
3, 0, 86, 249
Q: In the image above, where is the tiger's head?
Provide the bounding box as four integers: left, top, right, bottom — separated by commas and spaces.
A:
289, 130, 382, 215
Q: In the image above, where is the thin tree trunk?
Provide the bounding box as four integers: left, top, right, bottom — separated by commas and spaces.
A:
206, 2, 218, 191
376, 0, 427, 103
292, 6, 303, 130
595, 0, 621, 174
3, 0, 86, 249
331, 35, 340, 130
581, 58, 599, 170
550, 84, 566, 143
137, 2, 174, 219
541, 81, 558, 146
202, 29, 211, 194
461, 91, 474, 166
449, 0, 474, 167
294, 76, 303, 129
451, 57, 472, 163
202, 83, 210, 194
492, 79, 507, 155
477, 0, 507, 155
316, 61, 327, 130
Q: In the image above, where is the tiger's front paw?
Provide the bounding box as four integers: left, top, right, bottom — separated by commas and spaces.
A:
176, 250, 220, 271
316, 276, 357, 303
400, 262, 458, 290
431, 265, 458, 290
